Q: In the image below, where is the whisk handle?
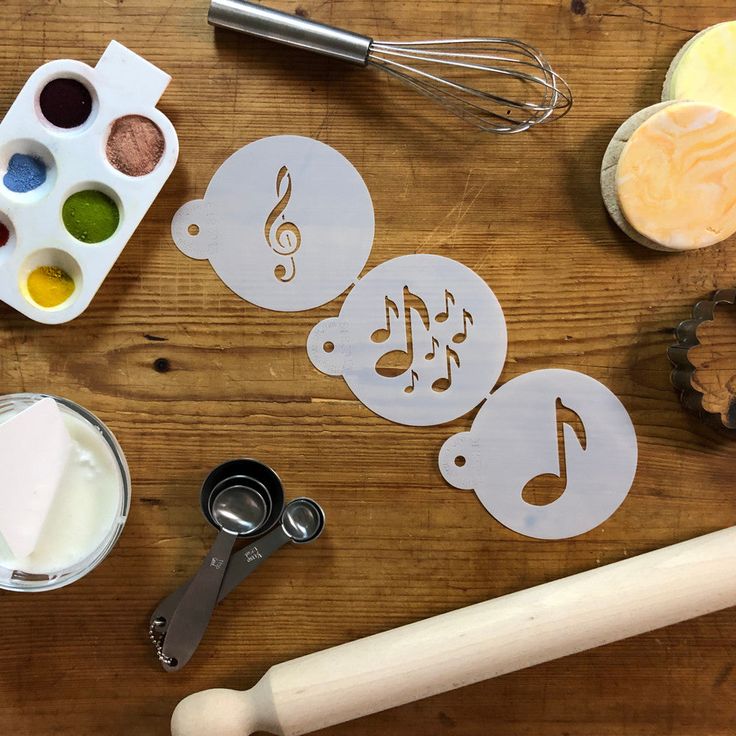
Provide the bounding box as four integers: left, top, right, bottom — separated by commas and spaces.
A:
208, 0, 372, 65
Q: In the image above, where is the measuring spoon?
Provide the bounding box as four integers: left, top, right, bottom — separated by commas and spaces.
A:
218, 497, 325, 598
158, 459, 285, 671
151, 498, 325, 644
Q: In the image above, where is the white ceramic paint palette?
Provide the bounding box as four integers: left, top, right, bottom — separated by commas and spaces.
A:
0, 40, 178, 323
439, 369, 638, 539
171, 135, 374, 312
307, 254, 507, 426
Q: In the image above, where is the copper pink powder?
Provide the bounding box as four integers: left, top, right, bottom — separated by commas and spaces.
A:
106, 115, 164, 177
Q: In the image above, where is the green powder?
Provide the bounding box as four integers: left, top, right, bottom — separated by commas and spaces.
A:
62, 190, 119, 243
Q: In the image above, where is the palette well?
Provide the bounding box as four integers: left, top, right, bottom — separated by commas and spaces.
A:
0, 40, 178, 323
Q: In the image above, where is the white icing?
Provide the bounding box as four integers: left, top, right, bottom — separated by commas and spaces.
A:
0, 407, 122, 575
0, 398, 72, 558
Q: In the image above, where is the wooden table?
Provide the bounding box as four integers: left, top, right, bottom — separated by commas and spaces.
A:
1, 0, 735, 733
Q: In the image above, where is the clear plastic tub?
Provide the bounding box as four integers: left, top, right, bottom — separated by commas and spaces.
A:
0, 393, 130, 591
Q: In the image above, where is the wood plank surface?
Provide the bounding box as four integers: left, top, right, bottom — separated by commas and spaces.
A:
1, 0, 735, 734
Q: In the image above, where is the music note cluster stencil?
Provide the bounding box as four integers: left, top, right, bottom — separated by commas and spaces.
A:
264, 166, 302, 283
307, 253, 508, 426
371, 286, 474, 395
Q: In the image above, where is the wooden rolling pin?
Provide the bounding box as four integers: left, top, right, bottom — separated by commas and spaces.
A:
172, 526, 736, 736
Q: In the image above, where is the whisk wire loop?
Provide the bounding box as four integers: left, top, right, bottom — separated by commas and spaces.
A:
370, 48, 566, 110
374, 56, 538, 117
367, 38, 571, 133
376, 64, 532, 133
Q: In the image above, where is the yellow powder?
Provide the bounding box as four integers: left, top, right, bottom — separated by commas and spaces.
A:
27, 266, 75, 308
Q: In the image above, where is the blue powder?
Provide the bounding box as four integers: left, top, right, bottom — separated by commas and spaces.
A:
3, 153, 47, 193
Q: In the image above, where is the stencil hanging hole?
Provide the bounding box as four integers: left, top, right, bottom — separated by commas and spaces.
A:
171, 199, 217, 260
438, 431, 475, 489
307, 317, 346, 377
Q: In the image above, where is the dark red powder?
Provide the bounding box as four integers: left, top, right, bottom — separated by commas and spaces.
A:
0, 224, 8, 247
39, 78, 92, 129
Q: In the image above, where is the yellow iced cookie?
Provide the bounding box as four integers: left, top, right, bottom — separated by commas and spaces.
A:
614, 101, 736, 251
663, 21, 736, 116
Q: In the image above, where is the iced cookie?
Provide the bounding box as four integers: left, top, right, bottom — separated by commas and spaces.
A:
663, 21, 736, 116
601, 101, 736, 251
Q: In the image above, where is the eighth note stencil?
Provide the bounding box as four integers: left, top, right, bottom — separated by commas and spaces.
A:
171, 135, 374, 312
439, 369, 638, 539
307, 254, 508, 426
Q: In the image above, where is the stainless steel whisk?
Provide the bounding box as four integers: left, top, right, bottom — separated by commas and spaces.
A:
208, 0, 572, 134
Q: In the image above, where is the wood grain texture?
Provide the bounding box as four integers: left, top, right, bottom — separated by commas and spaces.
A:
0, 1, 734, 734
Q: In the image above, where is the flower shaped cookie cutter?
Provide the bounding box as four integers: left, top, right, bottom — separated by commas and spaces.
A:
668, 288, 736, 435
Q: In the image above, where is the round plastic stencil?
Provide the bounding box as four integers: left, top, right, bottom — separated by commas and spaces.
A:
307, 254, 507, 426
171, 135, 374, 312
439, 369, 638, 539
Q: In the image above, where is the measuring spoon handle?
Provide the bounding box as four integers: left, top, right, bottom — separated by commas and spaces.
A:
150, 580, 187, 633
161, 529, 238, 671
150, 526, 291, 636
218, 525, 291, 601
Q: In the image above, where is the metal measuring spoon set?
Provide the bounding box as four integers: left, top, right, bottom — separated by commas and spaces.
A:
149, 459, 325, 671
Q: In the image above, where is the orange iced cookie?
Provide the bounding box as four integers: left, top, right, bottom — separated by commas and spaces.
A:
615, 101, 736, 251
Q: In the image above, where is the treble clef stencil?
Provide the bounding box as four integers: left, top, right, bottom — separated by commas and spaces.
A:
264, 166, 302, 283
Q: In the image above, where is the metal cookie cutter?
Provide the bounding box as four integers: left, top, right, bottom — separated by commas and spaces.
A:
668, 288, 736, 435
